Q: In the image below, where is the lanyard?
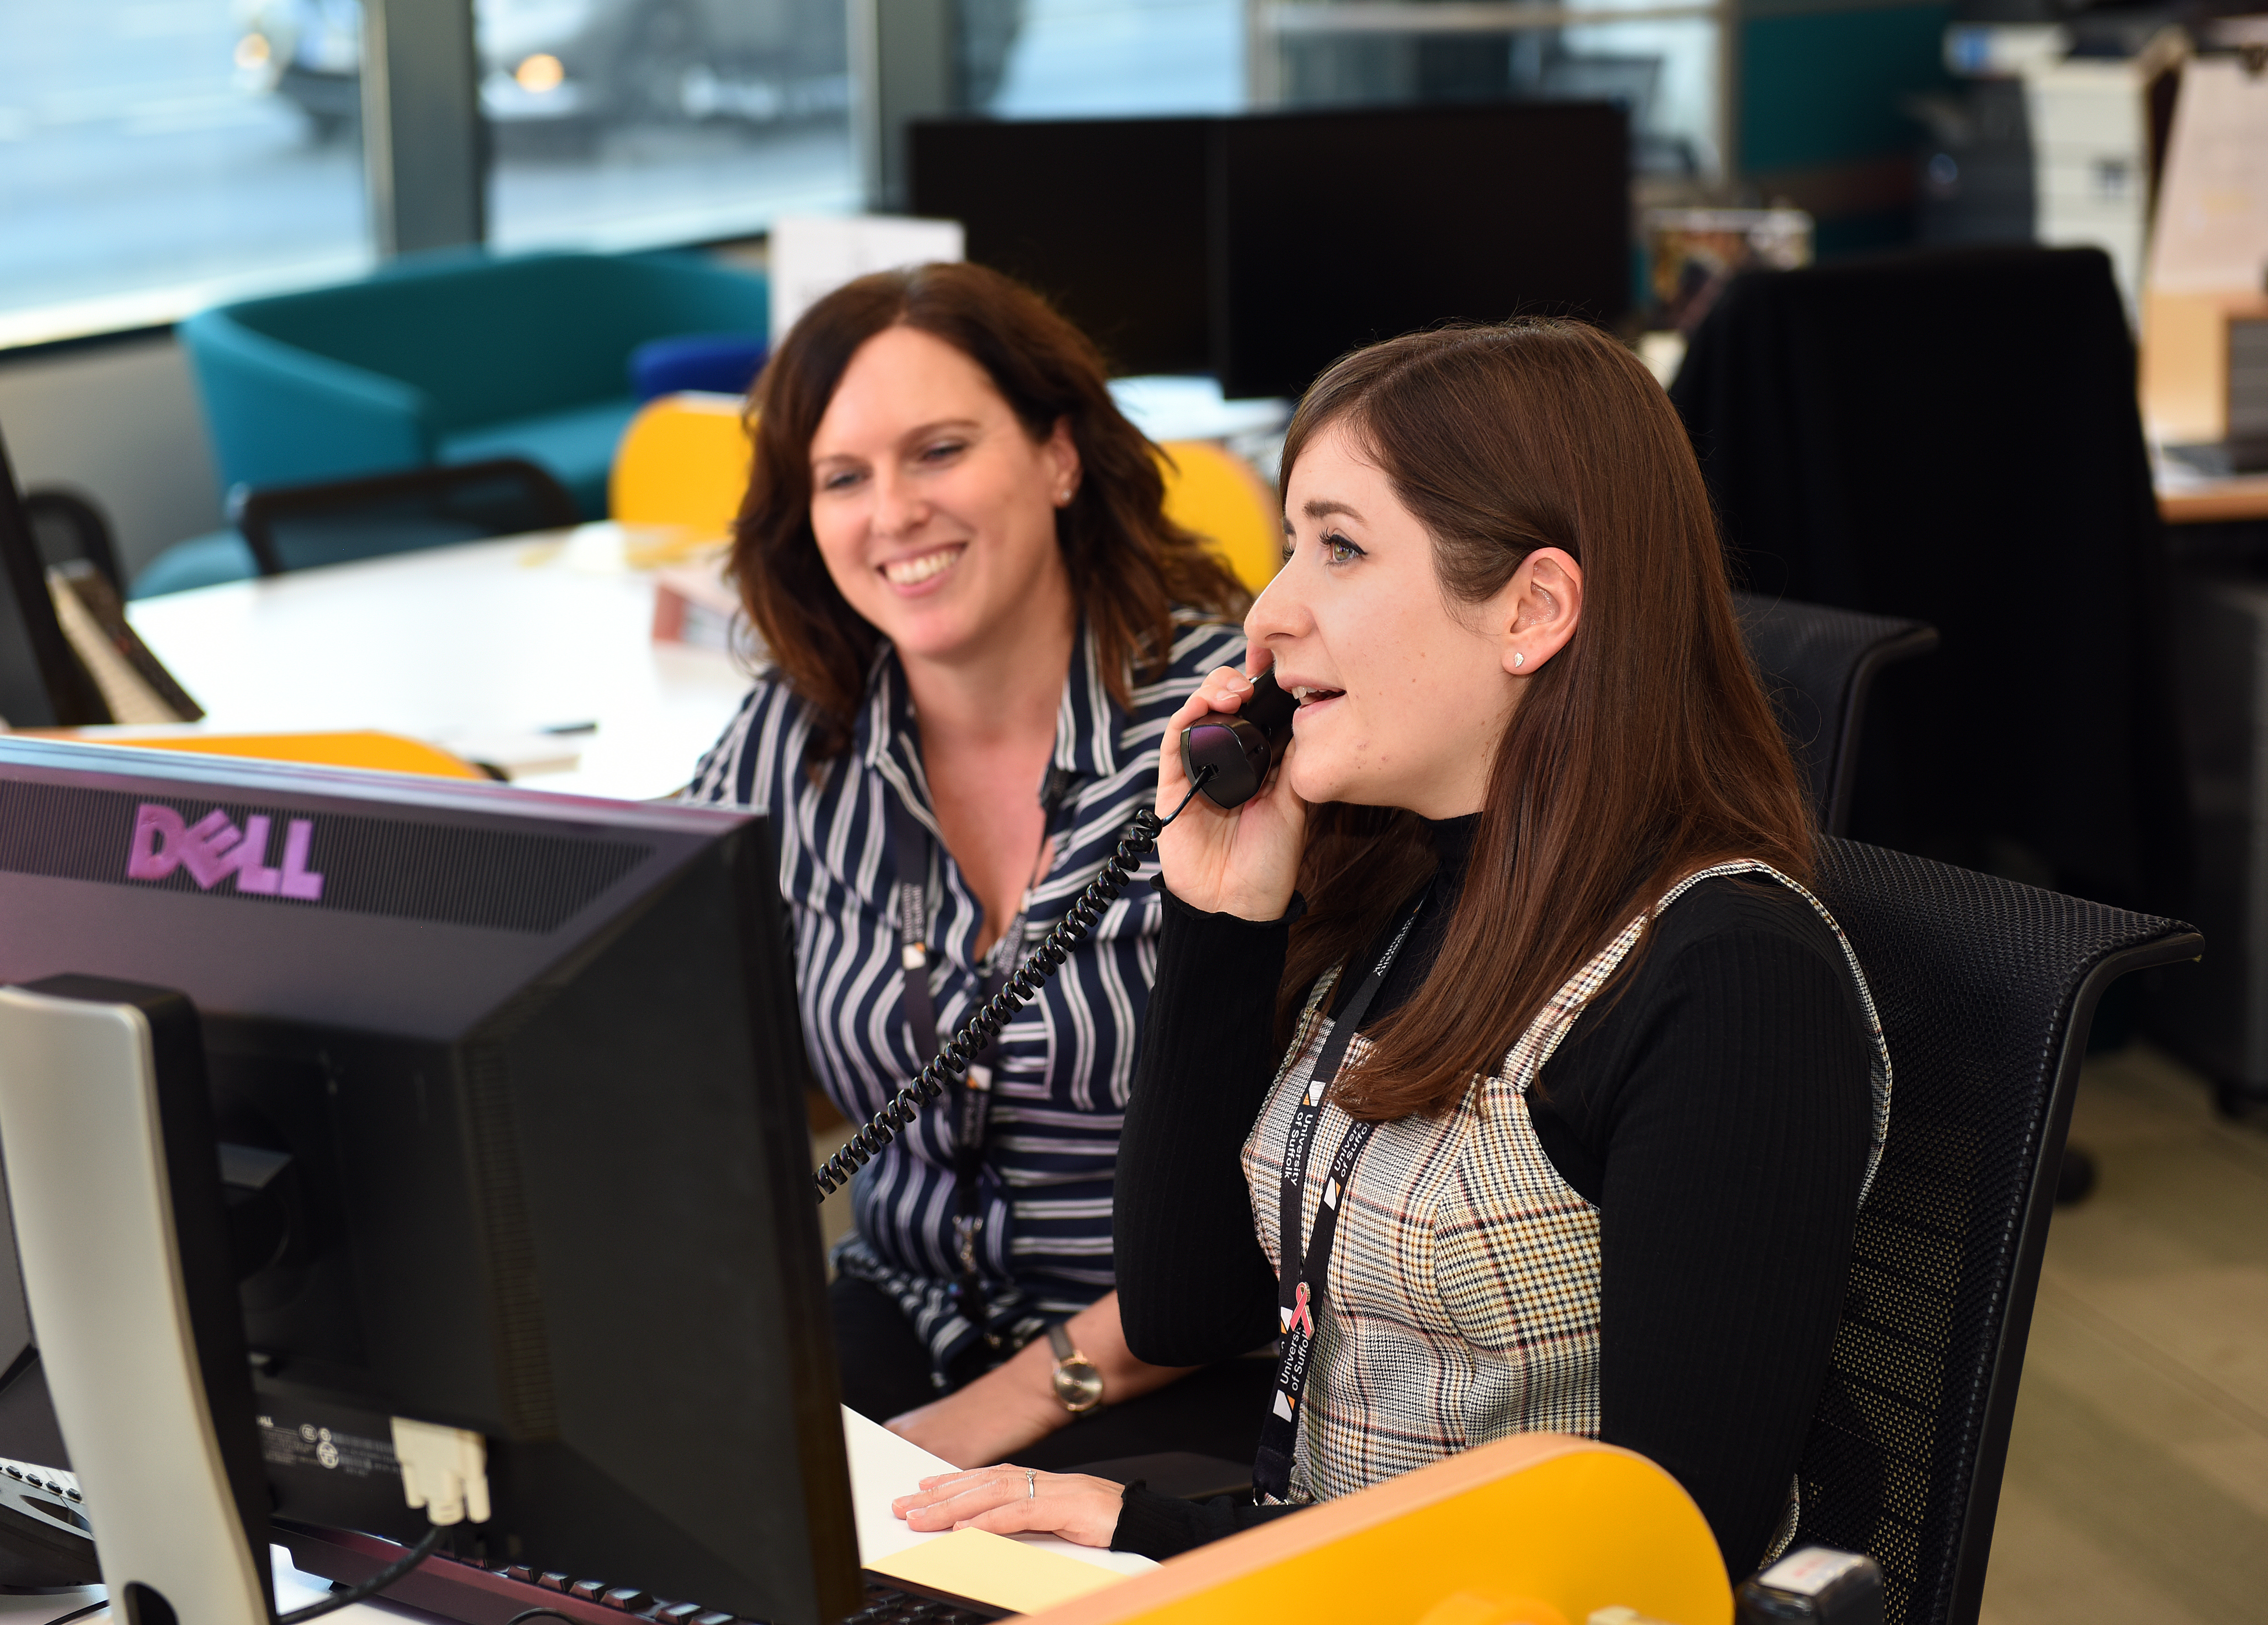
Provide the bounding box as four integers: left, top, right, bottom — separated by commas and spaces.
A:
885, 769, 1073, 1355
1252, 887, 1431, 1503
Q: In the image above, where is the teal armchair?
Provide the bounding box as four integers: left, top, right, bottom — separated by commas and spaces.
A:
178, 248, 769, 521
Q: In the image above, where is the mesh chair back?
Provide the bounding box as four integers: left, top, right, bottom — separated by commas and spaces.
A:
235, 459, 581, 577
1733, 593, 1938, 836
1799, 838, 2200, 1625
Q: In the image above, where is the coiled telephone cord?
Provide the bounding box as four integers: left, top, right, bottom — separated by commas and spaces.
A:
814, 767, 1215, 1201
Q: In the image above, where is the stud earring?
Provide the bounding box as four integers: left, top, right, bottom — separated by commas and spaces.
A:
1058, 489, 1073, 503
1512, 650, 1526, 669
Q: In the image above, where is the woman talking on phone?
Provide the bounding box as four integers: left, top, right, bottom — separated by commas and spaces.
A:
892, 320, 1891, 1575
686, 262, 1258, 1469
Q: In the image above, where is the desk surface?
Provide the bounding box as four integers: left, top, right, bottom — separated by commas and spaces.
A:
124, 527, 754, 803
2156, 463, 2268, 524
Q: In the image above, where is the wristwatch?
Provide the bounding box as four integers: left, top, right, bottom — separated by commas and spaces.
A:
1046, 1323, 1105, 1415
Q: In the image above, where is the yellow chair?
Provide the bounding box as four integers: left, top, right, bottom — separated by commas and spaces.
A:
609, 391, 754, 542
1157, 439, 1280, 595
1021, 1433, 1732, 1625
608, 397, 1279, 594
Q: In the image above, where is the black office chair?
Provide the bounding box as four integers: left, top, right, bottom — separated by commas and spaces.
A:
1733, 592, 1940, 837
1799, 838, 2200, 1625
23, 488, 125, 600
231, 457, 581, 578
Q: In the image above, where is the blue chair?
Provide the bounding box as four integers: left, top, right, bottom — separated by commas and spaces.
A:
176, 247, 768, 521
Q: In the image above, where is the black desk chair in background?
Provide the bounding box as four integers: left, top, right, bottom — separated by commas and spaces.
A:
232, 457, 581, 578
1673, 245, 2187, 917
1801, 840, 2198, 1625
1732, 591, 1940, 837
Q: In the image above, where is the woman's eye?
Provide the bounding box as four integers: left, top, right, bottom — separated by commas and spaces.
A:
818, 469, 864, 493
1323, 531, 1365, 566
918, 439, 967, 463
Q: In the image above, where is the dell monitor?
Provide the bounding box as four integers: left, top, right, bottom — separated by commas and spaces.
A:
0, 738, 857, 1625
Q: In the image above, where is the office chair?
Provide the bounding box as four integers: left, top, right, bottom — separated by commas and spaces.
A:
22, 489, 124, 600
1799, 838, 2200, 1625
1673, 245, 2186, 914
234, 457, 580, 578
1731, 592, 1940, 837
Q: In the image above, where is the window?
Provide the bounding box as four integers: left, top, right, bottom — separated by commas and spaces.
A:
0, 0, 371, 346
481, 0, 857, 251
979, 0, 1246, 117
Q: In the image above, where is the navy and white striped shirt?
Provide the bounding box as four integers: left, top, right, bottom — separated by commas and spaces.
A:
686, 610, 1246, 1377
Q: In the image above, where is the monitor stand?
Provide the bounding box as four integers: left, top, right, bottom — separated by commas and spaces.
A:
0, 978, 275, 1625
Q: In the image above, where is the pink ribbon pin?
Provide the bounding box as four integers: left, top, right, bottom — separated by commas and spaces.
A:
1289, 1280, 1315, 1339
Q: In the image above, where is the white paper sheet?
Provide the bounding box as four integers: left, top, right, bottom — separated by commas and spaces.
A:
841, 1407, 1157, 1580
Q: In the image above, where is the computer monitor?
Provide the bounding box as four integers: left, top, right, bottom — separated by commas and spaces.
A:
909, 116, 1216, 378
908, 103, 1631, 401
1214, 102, 1632, 400
0, 739, 857, 1625
0, 424, 107, 729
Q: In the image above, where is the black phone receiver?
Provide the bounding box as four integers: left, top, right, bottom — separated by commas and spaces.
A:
1180, 668, 1298, 809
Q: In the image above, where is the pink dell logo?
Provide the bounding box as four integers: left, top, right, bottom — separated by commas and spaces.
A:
126, 803, 325, 902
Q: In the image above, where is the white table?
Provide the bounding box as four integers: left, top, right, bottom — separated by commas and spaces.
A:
124, 526, 755, 803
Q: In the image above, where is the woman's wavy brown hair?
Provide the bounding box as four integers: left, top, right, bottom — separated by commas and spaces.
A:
1277, 321, 1813, 1121
731, 261, 1249, 762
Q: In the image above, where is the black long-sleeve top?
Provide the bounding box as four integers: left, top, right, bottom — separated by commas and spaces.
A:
1108, 817, 1876, 1575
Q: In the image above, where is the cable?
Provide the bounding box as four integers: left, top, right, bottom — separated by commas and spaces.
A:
815, 768, 1216, 1200
44, 1601, 107, 1625
274, 1521, 446, 1625
505, 1611, 584, 1625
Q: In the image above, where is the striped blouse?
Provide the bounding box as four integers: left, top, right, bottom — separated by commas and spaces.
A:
685, 609, 1247, 1379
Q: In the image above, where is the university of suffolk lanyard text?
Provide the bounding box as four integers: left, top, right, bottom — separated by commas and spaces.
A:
1252, 888, 1432, 1503
887, 795, 1005, 1355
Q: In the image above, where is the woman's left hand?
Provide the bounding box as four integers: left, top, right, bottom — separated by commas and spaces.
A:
892, 1465, 1127, 1548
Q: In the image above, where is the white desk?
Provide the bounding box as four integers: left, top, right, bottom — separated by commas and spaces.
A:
124, 527, 754, 803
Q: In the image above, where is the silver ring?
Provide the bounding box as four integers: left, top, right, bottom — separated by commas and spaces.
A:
1026, 1470, 1037, 1501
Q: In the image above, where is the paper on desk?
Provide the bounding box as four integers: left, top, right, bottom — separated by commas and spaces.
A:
867, 1530, 1123, 1617
840, 1406, 1156, 1580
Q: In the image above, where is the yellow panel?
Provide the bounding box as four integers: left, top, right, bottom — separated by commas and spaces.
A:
1156, 441, 1280, 595
1020, 1436, 1730, 1625
82, 730, 486, 780
610, 392, 754, 539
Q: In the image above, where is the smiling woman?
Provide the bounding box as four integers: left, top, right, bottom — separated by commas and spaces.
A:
684, 262, 1257, 1473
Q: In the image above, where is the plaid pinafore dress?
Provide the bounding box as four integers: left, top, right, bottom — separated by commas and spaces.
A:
1239, 862, 1892, 1543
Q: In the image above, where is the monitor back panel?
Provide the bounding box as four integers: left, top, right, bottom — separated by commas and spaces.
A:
910, 117, 1215, 377
1216, 102, 1632, 400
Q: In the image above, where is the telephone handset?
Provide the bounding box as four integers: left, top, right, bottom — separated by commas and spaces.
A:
1179, 668, 1298, 810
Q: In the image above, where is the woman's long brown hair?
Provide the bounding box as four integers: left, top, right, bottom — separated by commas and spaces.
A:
731, 261, 1249, 762
1278, 322, 1813, 1121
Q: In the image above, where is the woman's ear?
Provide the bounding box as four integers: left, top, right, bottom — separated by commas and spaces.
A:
1045, 418, 1082, 505
1500, 547, 1583, 678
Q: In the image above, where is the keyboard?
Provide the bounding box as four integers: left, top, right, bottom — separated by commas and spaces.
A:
278, 1522, 1011, 1625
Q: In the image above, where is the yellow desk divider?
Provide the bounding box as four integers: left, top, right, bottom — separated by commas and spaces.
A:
1156, 439, 1282, 596
1019, 1434, 1731, 1625
26, 729, 487, 781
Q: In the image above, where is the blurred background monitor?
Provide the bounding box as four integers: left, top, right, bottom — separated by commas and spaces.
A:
910, 102, 1631, 401
909, 116, 1216, 378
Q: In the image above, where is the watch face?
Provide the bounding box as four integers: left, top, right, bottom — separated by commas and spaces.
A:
1053, 1359, 1105, 1412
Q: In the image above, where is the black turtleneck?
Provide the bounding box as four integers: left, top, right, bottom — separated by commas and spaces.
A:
1107, 816, 1874, 1576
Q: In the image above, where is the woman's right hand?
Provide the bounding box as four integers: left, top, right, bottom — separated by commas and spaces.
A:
1154, 664, 1308, 920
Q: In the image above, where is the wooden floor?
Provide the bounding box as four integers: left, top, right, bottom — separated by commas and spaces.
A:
1980, 1044, 2268, 1625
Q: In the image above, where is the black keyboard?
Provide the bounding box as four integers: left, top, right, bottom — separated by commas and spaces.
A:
843, 1581, 1003, 1625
